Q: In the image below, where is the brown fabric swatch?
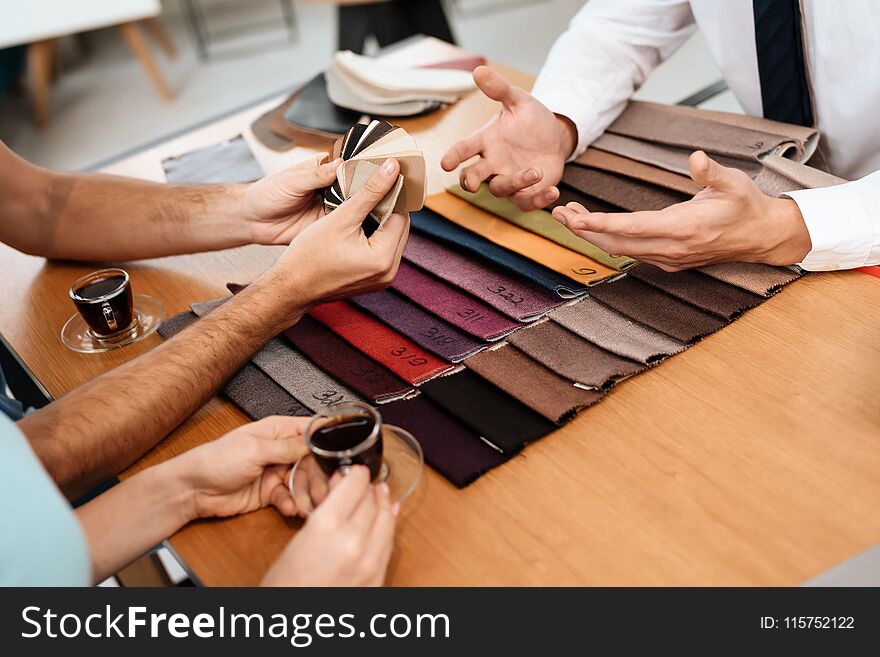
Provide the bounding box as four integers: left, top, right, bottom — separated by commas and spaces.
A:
588, 276, 728, 343
507, 320, 645, 389
549, 297, 686, 364
697, 263, 803, 297
627, 264, 765, 320
561, 167, 688, 212
465, 344, 604, 423
574, 148, 702, 196
553, 186, 625, 213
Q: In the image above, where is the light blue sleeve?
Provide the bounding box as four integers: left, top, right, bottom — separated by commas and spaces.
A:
0, 415, 91, 586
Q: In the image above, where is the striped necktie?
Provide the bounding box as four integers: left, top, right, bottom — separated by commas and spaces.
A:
753, 0, 814, 126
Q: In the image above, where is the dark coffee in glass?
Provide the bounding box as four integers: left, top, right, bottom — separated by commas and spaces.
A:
306, 402, 386, 481
69, 268, 135, 338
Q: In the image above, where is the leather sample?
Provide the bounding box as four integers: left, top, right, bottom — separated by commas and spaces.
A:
698, 263, 802, 297
391, 261, 520, 341
309, 300, 451, 384
573, 148, 702, 196
561, 167, 689, 212
410, 209, 588, 298
379, 395, 508, 488
507, 320, 645, 389
280, 73, 363, 138
283, 315, 415, 404
419, 369, 556, 455
549, 297, 686, 364
628, 264, 764, 319
352, 290, 487, 362
162, 135, 265, 184
466, 344, 604, 423
426, 192, 618, 287
447, 184, 635, 271
588, 276, 728, 343
158, 311, 312, 419
404, 233, 565, 321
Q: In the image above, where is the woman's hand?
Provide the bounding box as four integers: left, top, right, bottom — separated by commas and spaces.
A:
240, 154, 342, 246
167, 416, 310, 520
262, 466, 398, 587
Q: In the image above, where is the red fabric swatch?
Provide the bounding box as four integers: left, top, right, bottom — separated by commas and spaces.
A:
309, 301, 452, 385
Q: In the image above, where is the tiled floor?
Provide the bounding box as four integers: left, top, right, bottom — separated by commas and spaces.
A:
0, 0, 738, 171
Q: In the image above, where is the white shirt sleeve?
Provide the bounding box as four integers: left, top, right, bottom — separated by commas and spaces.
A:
785, 171, 880, 270
531, 0, 697, 159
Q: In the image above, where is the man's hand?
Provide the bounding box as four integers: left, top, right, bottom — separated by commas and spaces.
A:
441, 66, 576, 211
551, 151, 813, 271
239, 154, 342, 245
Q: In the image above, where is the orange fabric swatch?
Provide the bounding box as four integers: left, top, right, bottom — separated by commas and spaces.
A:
309, 301, 452, 384
425, 192, 618, 287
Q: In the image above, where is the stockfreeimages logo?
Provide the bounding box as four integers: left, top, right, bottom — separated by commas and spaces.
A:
21, 606, 451, 647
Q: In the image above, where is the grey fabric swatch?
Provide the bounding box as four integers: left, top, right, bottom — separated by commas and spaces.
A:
162, 135, 265, 184
755, 153, 847, 196
549, 297, 686, 364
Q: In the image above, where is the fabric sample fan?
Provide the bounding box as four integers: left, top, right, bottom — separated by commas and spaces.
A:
323, 120, 427, 236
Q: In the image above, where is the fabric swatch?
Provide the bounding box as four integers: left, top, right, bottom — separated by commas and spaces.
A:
379, 395, 508, 488
465, 344, 604, 423
697, 263, 803, 297
162, 135, 265, 184
755, 153, 847, 197
390, 261, 520, 341
351, 290, 487, 362
573, 148, 702, 196
561, 167, 689, 212
447, 184, 635, 271
283, 315, 415, 404
627, 264, 765, 319
552, 186, 625, 214
309, 300, 451, 384
549, 297, 686, 364
588, 276, 728, 343
507, 320, 645, 389
158, 311, 312, 419
426, 192, 618, 287
419, 369, 556, 455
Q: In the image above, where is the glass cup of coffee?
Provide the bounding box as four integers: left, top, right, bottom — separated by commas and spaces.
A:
69, 268, 136, 340
305, 401, 387, 482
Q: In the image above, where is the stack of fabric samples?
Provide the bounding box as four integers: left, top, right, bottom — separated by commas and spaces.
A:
159, 100, 844, 489
325, 50, 476, 117
324, 120, 426, 236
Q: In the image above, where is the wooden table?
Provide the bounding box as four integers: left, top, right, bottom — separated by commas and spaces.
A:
2, 56, 879, 587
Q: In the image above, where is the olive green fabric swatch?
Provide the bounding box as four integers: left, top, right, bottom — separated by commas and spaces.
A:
447, 184, 636, 271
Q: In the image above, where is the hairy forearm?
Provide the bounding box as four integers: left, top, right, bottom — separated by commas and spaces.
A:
76, 461, 194, 583
18, 272, 305, 499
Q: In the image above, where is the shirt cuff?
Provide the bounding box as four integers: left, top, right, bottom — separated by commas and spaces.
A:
785, 181, 876, 271
531, 87, 602, 162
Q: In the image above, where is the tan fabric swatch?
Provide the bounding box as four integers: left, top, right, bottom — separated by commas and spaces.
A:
698, 263, 802, 297
549, 297, 686, 364
425, 192, 619, 286
561, 167, 688, 212
447, 184, 636, 271
507, 319, 645, 389
465, 344, 604, 423
755, 153, 847, 196
574, 148, 702, 196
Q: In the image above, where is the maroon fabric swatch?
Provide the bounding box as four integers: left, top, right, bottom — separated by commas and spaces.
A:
282, 314, 415, 403
351, 289, 488, 362
379, 395, 508, 488
628, 264, 764, 319
588, 276, 728, 343
404, 232, 564, 321
390, 261, 520, 341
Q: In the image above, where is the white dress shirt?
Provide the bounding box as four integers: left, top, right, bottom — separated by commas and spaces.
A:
531, 0, 880, 270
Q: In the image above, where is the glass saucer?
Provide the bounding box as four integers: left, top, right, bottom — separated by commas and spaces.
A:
61, 294, 166, 353
289, 424, 424, 508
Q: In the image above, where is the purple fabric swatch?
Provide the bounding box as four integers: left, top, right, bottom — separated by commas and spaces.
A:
352, 289, 488, 363
379, 395, 509, 488
391, 261, 520, 341
403, 232, 564, 322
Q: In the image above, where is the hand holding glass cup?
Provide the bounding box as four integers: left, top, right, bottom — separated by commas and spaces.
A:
289, 401, 423, 515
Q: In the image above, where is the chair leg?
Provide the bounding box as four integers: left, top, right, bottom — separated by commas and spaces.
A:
117, 22, 173, 101
141, 17, 177, 59
27, 40, 54, 128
